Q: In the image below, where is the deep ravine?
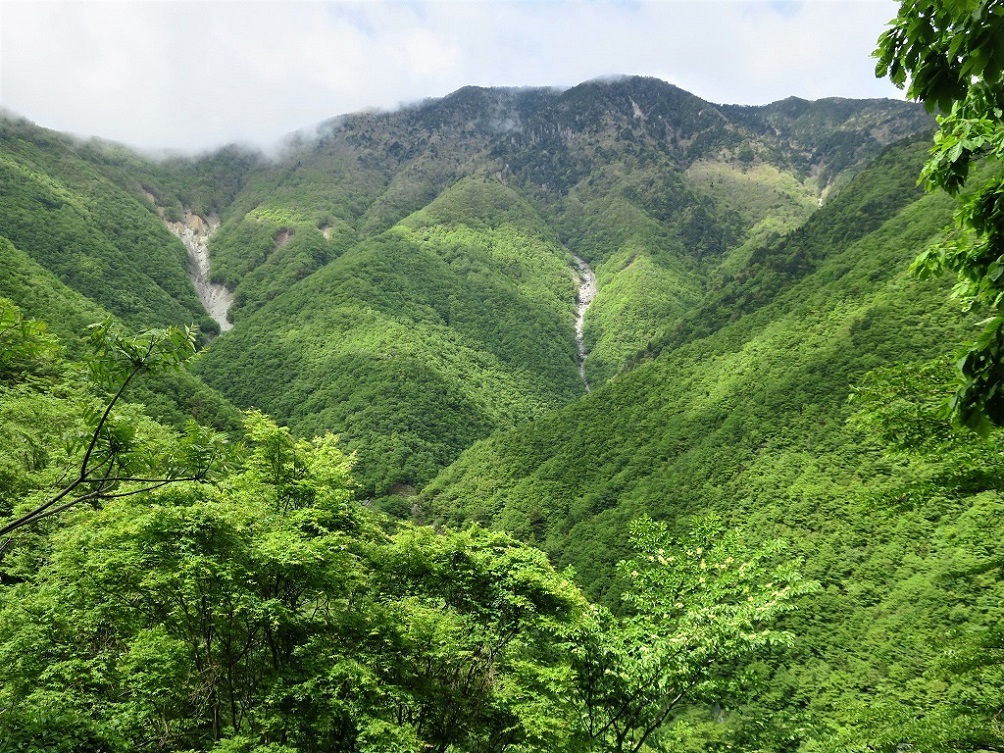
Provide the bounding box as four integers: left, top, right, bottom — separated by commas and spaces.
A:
574, 255, 597, 392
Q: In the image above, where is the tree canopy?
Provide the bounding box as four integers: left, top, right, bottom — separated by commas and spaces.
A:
0, 306, 813, 751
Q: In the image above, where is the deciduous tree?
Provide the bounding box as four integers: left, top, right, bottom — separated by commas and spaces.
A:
567, 515, 815, 753
876, 0, 1004, 431
0, 316, 231, 545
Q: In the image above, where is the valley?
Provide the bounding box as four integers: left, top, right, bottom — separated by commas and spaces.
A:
1, 73, 1001, 752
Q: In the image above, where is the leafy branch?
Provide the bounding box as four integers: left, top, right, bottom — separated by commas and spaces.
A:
566, 514, 816, 753
876, 0, 1004, 432
0, 318, 231, 543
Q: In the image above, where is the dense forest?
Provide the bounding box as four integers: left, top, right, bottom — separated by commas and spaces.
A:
4, 8, 1004, 749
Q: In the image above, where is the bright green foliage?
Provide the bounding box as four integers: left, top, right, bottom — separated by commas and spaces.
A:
360, 525, 587, 753
0, 298, 60, 382
0, 299, 76, 522
0, 79, 970, 751
808, 357, 1004, 750
567, 516, 815, 753
876, 0, 1004, 431
0, 239, 241, 433
190, 81, 926, 486
425, 138, 962, 561
554, 163, 723, 384
180, 77, 931, 432
209, 209, 347, 320
0, 313, 813, 750
0, 82, 932, 494
875, 0, 1004, 113
0, 237, 107, 350
0, 394, 809, 751
0, 414, 364, 751
0, 314, 233, 540
641, 138, 936, 358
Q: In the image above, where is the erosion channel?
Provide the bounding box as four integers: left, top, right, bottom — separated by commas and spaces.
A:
574, 255, 597, 392
166, 211, 233, 333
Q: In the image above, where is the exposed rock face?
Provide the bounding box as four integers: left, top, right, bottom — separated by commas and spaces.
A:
166, 211, 233, 333
574, 255, 597, 392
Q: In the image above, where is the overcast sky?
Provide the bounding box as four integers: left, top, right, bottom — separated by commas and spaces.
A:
0, 0, 905, 154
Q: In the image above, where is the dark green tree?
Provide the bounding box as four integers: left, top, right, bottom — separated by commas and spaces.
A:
876, 0, 1004, 432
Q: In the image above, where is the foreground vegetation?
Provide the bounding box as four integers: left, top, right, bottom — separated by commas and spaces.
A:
0, 304, 812, 751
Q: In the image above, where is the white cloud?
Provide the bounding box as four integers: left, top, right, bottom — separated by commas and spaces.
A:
0, 0, 906, 152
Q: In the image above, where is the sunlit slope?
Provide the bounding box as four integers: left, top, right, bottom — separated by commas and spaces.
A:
194, 177, 584, 496
419, 138, 1004, 748
422, 137, 964, 589
554, 155, 819, 383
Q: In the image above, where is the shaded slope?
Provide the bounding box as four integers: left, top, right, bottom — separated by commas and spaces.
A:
0, 235, 241, 432
0, 236, 107, 344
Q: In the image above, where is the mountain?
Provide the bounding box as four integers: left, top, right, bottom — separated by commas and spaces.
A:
424, 135, 957, 577
183, 77, 930, 494
0, 115, 216, 333
0, 77, 932, 496
6, 74, 1004, 747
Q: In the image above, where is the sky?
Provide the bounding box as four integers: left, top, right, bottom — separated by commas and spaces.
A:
0, 0, 906, 154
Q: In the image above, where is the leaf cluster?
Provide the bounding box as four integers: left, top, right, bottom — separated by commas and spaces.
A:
877, 0, 1004, 431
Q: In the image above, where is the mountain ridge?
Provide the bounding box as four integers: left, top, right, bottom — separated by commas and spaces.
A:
0, 76, 934, 495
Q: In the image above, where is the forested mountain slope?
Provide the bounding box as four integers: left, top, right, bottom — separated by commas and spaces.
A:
0, 78, 932, 496
195, 177, 585, 494
0, 115, 219, 333
182, 78, 931, 493
423, 136, 1004, 745
0, 116, 245, 430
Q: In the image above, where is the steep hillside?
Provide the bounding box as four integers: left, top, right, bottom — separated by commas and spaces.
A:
194, 177, 584, 495
0, 118, 244, 431
425, 136, 959, 573
181, 78, 931, 493
0, 79, 933, 497
422, 137, 1004, 746
0, 115, 219, 333
0, 234, 241, 432
208, 80, 930, 373
0, 79, 931, 501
